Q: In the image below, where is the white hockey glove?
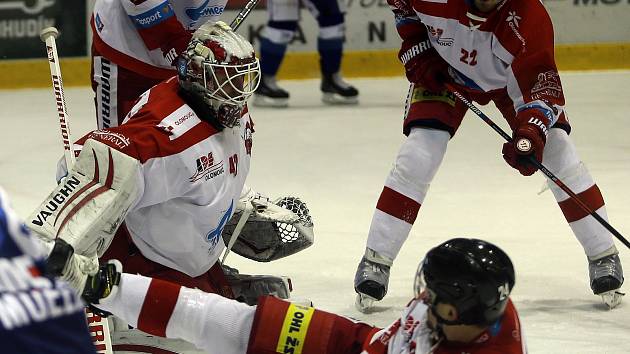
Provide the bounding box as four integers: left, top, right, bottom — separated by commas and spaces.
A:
222, 192, 314, 263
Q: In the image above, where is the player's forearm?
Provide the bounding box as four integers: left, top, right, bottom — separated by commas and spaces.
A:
387, 0, 428, 41
97, 273, 254, 354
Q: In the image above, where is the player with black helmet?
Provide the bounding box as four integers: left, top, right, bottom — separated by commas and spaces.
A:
63, 237, 525, 354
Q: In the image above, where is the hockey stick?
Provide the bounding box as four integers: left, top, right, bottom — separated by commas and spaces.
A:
229, 0, 260, 31
40, 27, 75, 168
447, 84, 630, 250
40, 27, 114, 354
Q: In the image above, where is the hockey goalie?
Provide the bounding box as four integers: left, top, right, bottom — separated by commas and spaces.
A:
27, 21, 314, 353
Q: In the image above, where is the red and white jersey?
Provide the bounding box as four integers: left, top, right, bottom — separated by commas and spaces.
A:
364, 298, 526, 354
390, 0, 565, 124
73, 78, 253, 277
92, 0, 227, 79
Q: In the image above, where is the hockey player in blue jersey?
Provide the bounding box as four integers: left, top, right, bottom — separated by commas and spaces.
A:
0, 186, 96, 354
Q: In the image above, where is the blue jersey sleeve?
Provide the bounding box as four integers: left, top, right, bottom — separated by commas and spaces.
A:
0, 187, 97, 354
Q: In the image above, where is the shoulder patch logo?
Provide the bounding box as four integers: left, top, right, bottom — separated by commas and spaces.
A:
157, 106, 201, 140
189, 152, 225, 182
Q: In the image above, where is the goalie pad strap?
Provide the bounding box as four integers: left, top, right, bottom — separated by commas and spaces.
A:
28, 139, 142, 256
247, 296, 375, 354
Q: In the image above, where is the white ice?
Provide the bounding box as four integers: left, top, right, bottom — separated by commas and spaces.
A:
1, 71, 629, 353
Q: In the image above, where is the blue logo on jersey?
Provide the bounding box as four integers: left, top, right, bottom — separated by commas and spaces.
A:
205, 200, 233, 250
129, 1, 174, 29
185, 0, 225, 22
95, 13, 104, 32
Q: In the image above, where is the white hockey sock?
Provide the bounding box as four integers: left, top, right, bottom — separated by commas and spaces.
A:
543, 129, 615, 257
367, 128, 449, 260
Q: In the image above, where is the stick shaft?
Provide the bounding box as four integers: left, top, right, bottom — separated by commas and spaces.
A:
41, 29, 75, 168
229, 0, 260, 31
40, 27, 114, 354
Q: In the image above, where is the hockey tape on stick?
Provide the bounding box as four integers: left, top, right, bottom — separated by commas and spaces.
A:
229, 0, 260, 31
447, 84, 630, 250
39, 27, 114, 354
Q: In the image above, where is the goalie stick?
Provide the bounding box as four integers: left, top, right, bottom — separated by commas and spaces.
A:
447, 84, 630, 251
40, 27, 114, 354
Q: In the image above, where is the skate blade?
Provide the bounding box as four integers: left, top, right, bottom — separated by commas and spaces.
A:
252, 95, 289, 108
355, 293, 376, 313
600, 290, 625, 309
322, 93, 359, 105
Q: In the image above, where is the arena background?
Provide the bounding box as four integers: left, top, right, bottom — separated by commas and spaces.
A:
0, 0, 628, 89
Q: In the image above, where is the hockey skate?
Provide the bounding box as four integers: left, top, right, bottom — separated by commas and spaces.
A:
253, 75, 290, 108
589, 248, 625, 309
354, 248, 392, 313
222, 264, 292, 305
321, 72, 359, 105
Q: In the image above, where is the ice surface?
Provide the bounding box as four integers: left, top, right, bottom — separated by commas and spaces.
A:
1, 71, 629, 353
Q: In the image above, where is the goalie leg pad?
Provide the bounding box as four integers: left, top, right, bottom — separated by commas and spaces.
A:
247, 296, 375, 354
28, 138, 142, 257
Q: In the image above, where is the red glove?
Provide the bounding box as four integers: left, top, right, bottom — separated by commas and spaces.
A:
398, 38, 450, 92
502, 109, 551, 176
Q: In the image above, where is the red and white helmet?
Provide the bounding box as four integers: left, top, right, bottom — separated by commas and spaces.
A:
178, 21, 260, 128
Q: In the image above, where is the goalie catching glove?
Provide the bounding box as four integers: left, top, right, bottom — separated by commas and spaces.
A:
222, 192, 314, 263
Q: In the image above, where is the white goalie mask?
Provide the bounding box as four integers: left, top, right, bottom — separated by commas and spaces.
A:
178, 21, 260, 128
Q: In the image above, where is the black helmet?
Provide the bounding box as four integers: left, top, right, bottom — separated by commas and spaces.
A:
414, 238, 515, 325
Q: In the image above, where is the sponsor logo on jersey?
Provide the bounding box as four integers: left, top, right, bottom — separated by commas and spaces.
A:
0, 255, 84, 330
95, 13, 104, 32
89, 130, 130, 149
129, 1, 174, 29
276, 304, 315, 354
410, 86, 456, 107
243, 120, 253, 155
427, 26, 453, 47
506, 11, 521, 28
531, 71, 562, 99
506, 11, 525, 47
185, 0, 225, 28
157, 106, 201, 140
30, 175, 81, 227
205, 201, 233, 251
189, 152, 225, 182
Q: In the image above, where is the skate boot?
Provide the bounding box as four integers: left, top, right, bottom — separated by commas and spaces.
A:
354, 248, 392, 313
321, 72, 359, 105
222, 264, 291, 305
253, 75, 290, 107
588, 247, 625, 309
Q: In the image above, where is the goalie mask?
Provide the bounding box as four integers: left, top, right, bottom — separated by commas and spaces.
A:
414, 238, 515, 326
178, 21, 260, 128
